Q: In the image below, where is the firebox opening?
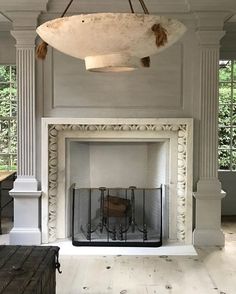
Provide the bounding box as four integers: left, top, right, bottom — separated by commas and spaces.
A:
69, 141, 168, 188
66, 140, 169, 246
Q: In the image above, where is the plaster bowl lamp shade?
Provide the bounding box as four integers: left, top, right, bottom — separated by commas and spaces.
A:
36, 13, 187, 72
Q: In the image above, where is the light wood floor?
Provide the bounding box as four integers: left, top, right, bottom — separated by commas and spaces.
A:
1, 218, 235, 293
56, 217, 236, 294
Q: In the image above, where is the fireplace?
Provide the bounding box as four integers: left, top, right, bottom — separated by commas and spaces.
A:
72, 186, 163, 247
41, 118, 193, 246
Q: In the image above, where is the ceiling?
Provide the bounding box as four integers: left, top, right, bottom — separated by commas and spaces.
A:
0, 0, 235, 24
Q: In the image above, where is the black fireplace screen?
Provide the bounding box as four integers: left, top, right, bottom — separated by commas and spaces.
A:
72, 186, 162, 247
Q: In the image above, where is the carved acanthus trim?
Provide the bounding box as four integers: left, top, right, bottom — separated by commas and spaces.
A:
47, 123, 188, 243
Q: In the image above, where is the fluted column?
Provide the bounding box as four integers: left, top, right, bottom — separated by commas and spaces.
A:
12, 31, 37, 183
17, 48, 36, 177
199, 46, 220, 180
9, 29, 41, 245
193, 26, 226, 246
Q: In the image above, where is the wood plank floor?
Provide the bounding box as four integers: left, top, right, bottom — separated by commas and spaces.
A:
1, 217, 235, 293
56, 218, 236, 294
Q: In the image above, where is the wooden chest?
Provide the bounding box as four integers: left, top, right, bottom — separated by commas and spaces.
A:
0, 246, 60, 294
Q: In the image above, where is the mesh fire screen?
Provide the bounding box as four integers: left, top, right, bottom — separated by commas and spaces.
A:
72, 186, 162, 247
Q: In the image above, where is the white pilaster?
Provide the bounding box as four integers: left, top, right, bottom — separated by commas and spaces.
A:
193, 13, 227, 246
9, 14, 42, 245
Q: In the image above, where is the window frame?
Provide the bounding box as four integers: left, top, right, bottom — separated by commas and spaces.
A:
0, 64, 17, 171
218, 59, 236, 171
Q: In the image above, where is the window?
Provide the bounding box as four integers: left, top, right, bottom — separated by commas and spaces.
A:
0, 65, 17, 171
218, 60, 236, 171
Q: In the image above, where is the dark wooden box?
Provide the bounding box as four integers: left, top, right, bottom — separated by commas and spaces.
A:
0, 246, 60, 294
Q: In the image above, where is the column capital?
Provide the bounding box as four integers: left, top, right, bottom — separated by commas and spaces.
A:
7, 11, 40, 30
195, 11, 231, 30
10, 30, 37, 46
194, 11, 230, 46
196, 30, 226, 46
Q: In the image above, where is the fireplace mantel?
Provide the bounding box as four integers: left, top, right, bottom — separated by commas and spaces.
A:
41, 118, 193, 244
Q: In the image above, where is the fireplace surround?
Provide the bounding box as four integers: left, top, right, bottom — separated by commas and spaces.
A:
41, 118, 193, 245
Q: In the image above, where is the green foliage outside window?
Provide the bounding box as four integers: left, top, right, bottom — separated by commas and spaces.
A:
0, 65, 17, 171
218, 60, 236, 170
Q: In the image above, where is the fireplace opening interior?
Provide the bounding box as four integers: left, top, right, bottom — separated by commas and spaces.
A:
67, 141, 169, 245
69, 141, 169, 188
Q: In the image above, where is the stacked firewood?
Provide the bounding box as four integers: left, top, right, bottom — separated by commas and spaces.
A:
103, 196, 131, 217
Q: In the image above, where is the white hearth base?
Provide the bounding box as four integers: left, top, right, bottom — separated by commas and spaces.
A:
46, 239, 197, 256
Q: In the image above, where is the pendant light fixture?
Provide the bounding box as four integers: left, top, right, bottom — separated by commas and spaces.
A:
36, 0, 186, 72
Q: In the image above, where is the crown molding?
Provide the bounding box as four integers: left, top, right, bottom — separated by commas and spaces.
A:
195, 11, 232, 30
224, 22, 236, 32
0, 0, 49, 12
189, 0, 236, 12
0, 21, 12, 31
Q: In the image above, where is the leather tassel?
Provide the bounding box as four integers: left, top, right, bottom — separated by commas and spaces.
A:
152, 23, 168, 47
141, 56, 150, 67
36, 41, 48, 60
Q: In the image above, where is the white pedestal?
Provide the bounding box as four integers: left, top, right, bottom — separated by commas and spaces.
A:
9, 189, 42, 245
193, 180, 226, 246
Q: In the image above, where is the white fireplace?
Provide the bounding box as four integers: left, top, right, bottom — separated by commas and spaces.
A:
41, 118, 193, 245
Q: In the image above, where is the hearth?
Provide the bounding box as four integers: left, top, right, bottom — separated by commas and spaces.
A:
72, 186, 163, 247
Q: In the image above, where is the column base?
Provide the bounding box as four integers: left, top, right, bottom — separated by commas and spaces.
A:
193, 179, 226, 247
13, 176, 38, 191
9, 180, 42, 245
193, 229, 225, 247
9, 228, 41, 245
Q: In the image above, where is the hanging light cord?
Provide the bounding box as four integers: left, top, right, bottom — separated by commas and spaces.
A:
61, 0, 75, 17
138, 0, 149, 14
128, 0, 149, 14
128, 0, 151, 68
128, 0, 135, 13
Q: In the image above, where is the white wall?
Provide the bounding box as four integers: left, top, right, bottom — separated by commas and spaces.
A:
147, 142, 168, 187
41, 20, 200, 120
89, 143, 148, 188
53, 44, 182, 109
69, 141, 167, 188
70, 142, 90, 187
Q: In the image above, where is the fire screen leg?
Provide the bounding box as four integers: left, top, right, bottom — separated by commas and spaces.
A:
99, 187, 106, 233
129, 186, 136, 233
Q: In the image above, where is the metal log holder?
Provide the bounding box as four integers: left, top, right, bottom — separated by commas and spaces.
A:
72, 186, 162, 247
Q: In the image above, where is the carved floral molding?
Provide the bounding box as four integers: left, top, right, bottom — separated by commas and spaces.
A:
48, 123, 188, 242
